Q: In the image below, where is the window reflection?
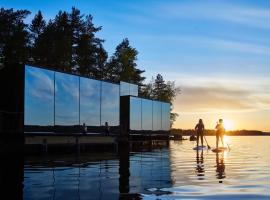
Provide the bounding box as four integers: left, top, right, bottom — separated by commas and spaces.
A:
129, 83, 138, 96
101, 82, 120, 126
130, 97, 141, 130
80, 78, 101, 126
120, 81, 138, 97
162, 103, 170, 131
120, 81, 130, 96
142, 99, 153, 130
153, 101, 162, 131
55, 72, 79, 126
25, 66, 54, 127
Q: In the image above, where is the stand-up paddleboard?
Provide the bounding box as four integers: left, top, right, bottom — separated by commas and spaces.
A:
212, 147, 228, 153
193, 145, 207, 150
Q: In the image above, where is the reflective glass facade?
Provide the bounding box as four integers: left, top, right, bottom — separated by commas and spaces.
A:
129, 83, 138, 96
80, 77, 101, 126
142, 99, 153, 130
25, 66, 54, 126
120, 81, 138, 96
129, 98, 170, 132
55, 72, 79, 126
153, 101, 162, 131
162, 103, 171, 131
130, 97, 141, 130
24, 65, 170, 133
101, 82, 120, 126
120, 81, 130, 96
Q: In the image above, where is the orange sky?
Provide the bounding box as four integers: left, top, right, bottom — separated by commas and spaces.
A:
170, 74, 270, 132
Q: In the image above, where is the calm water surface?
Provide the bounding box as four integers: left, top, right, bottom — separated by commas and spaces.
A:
23, 136, 270, 199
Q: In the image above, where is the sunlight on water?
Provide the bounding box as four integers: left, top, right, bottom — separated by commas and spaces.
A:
23, 137, 270, 200
150, 136, 270, 200
223, 135, 229, 144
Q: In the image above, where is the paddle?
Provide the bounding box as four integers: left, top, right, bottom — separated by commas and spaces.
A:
203, 135, 211, 149
226, 142, 231, 150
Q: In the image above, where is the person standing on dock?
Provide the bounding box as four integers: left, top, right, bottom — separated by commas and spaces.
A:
195, 119, 205, 147
215, 119, 225, 148
82, 123, 87, 134
105, 122, 110, 135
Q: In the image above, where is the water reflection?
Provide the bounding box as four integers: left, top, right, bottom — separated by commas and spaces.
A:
118, 142, 142, 200
20, 137, 270, 199
118, 142, 130, 194
23, 141, 170, 200
195, 149, 205, 179
215, 152, 226, 182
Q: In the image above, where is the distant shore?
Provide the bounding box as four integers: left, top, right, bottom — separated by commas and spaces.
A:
171, 129, 270, 136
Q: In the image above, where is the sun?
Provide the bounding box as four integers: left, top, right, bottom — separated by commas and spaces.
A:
223, 135, 229, 143
223, 119, 233, 131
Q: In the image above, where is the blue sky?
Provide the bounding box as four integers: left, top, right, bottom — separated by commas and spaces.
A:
4, 0, 270, 130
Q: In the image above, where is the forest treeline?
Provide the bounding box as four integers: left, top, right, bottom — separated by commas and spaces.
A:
171, 129, 270, 136
0, 7, 180, 125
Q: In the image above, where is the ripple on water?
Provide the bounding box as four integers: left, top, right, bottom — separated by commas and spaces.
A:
23, 136, 270, 200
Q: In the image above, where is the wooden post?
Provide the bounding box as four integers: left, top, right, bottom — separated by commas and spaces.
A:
76, 137, 80, 154
42, 138, 47, 154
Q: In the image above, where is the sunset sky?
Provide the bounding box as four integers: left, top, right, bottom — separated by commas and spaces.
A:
3, 0, 270, 131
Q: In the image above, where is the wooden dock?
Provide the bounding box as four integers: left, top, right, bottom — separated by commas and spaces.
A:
23, 132, 170, 154
24, 133, 117, 154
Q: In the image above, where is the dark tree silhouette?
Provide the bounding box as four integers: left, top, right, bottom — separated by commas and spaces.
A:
0, 8, 30, 68
76, 14, 103, 78
28, 8, 104, 75
105, 38, 145, 84
29, 10, 46, 65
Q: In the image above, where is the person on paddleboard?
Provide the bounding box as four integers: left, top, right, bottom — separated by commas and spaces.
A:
215, 119, 225, 148
195, 119, 205, 147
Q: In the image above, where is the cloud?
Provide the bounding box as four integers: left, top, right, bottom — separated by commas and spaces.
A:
159, 1, 270, 29
191, 37, 270, 55
26, 67, 54, 101
174, 84, 270, 114
135, 34, 270, 57
108, 1, 270, 31
55, 72, 79, 100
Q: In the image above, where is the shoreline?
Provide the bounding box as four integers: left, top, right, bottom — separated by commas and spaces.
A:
171, 129, 270, 136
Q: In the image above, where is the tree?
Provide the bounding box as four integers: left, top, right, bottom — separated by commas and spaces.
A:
76, 14, 104, 78
29, 10, 46, 39
0, 8, 30, 68
96, 44, 108, 79
53, 11, 72, 71
30, 19, 56, 69
106, 38, 145, 84
29, 11, 72, 71
29, 8, 105, 75
29, 10, 46, 65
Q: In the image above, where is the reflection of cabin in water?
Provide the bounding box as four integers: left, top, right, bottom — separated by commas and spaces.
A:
0, 64, 170, 153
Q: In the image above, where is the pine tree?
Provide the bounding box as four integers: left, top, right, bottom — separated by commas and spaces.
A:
106, 38, 145, 84
29, 10, 46, 39
76, 14, 103, 78
69, 7, 83, 70
96, 44, 108, 79
153, 74, 167, 101
0, 8, 30, 67
53, 11, 72, 71
29, 10, 46, 65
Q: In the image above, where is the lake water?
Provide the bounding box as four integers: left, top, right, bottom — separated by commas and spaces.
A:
22, 136, 270, 200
